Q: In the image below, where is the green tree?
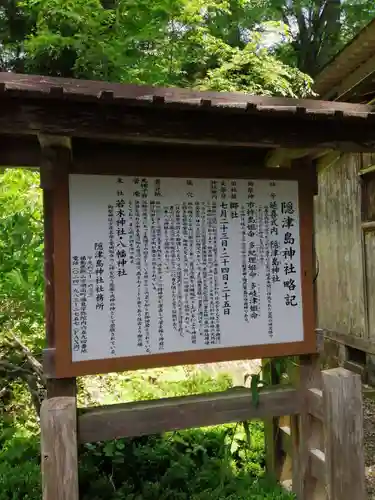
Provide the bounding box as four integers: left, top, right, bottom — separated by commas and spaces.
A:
264, 0, 375, 76
14, 0, 311, 96
0, 169, 44, 346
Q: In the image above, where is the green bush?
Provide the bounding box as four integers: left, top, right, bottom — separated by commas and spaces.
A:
78, 422, 294, 500
0, 423, 40, 500
0, 461, 41, 500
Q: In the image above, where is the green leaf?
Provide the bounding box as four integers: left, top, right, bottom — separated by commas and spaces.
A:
251, 374, 260, 408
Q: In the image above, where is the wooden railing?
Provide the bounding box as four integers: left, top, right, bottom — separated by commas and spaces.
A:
40, 357, 366, 500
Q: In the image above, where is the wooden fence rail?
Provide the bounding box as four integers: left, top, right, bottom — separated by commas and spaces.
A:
40, 365, 366, 500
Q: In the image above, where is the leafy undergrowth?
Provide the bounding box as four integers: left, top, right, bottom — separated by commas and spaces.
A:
1, 369, 295, 500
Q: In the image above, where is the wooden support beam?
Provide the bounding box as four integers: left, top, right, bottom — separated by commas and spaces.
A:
1, 99, 375, 151
2, 138, 270, 170
265, 148, 331, 168
279, 426, 325, 484
316, 151, 341, 172
41, 141, 76, 399
78, 386, 300, 443
38, 134, 72, 151
309, 448, 325, 481
280, 425, 292, 455
359, 163, 375, 176
307, 388, 323, 421
294, 355, 322, 499
335, 53, 375, 101
362, 220, 375, 232
317, 328, 375, 356
40, 397, 79, 500
322, 367, 366, 500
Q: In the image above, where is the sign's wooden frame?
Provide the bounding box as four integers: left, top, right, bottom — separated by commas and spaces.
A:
52, 161, 315, 378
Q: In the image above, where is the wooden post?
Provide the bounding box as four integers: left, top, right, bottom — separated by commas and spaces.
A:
40, 140, 76, 397
322, 367, 366, 500
294, 354, 323, 500
40, 397, 79, 500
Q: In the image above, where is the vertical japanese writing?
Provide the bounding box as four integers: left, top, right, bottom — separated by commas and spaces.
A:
247, 182, 257, 278
80, 255, 88, 353
150, 200, 160, 345
116, 178, 127, 277
156, 201, 164, 351
108, 205, 116, 355
258, 205, 265, 266
210, 180, 218, 200
195, 201, 203, 338
264, 204, 273, 338
282, 201, 298, 307
175, 203, 182, 334
142, 197, 151, 354
72, 256, 80, 352
269, 182, 280, 284
182, 201, 189, 336
187, 200, 197, 345
220, 181, 231, 316
86, 256, 94, 299
154, 178, 162, 197
240, 204, 249, 322
247, 181, 259, 320
70, 174, 303, 363
201, 202, 209, 344
163, 205, 171, 269
212, 202, 221, 344
230, 180, 239, 219
207, 201, 217, 344
128, 201, 134, 265
135, 199, 142, 347
170, 204, 178, 332
94, 244, 104, 311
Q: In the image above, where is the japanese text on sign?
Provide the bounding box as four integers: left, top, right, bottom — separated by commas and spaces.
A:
69, 174, 304, 362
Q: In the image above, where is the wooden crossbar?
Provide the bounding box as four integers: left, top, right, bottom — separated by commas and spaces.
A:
78, 386, 300, 443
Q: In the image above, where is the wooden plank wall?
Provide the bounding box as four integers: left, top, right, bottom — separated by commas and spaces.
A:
314, 153, 366, 338
362, 153, 375, 341
365, 232, 375, 340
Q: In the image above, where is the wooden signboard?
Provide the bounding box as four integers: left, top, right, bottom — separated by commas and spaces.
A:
52, 165, 315, 377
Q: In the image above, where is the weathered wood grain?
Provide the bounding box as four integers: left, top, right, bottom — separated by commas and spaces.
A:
315, 153, 366, 338
0, 72, 373, 113
365, 231, 375, 341
41, 144, 76, 398
309, 448, 325, 482
294, 354, 323, 500
307, 388, 323, 421
40, 397, 79, 500
317, 328, 375, 355
322, 367, 366, 500
1, 99, 375, 151
78, 387, 300, 443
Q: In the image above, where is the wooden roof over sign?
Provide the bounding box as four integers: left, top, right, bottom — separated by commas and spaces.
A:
314, 18, 375, 101
0, 72, 373, 115
1, 72, 375, 165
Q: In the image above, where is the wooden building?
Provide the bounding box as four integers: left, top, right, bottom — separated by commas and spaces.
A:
313, 18, 375, 382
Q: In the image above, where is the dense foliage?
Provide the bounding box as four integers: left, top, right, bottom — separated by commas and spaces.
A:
2, 0, 375, 84
0, 367, 296, 500
0, 169, 44, 346
2, 0, 315, 97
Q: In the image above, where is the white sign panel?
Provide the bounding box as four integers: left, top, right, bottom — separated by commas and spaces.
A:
69, 174, 303, 362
